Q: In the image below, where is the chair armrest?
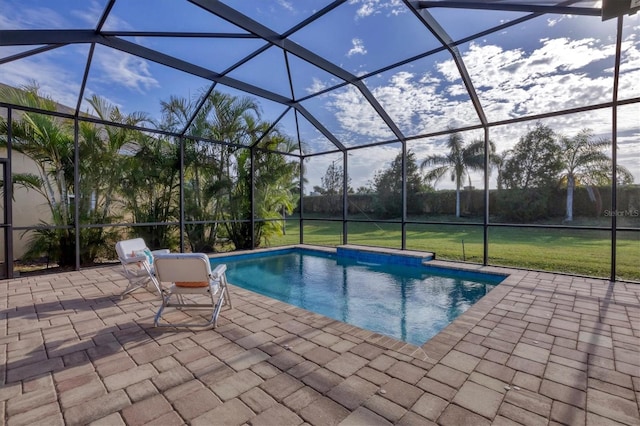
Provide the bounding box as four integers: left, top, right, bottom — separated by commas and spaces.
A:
151, 249, 170, 256
122, 254, 147, 264
210, 264, 227, 279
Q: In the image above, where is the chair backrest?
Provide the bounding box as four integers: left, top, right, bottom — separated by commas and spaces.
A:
115, 238, 148, 261
153, 253, 212, 284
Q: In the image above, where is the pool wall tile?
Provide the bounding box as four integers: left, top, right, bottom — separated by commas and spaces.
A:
209, 246, 336, 263
336, 246, 433, 266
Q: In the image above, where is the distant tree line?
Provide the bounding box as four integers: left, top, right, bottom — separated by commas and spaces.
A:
311, 123, 634, 222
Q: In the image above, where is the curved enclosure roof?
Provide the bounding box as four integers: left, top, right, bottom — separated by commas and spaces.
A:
0, 1, 638, 159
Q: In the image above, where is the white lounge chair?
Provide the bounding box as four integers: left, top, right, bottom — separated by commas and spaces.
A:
152, 253, 232, 329
115, 238, 169, 298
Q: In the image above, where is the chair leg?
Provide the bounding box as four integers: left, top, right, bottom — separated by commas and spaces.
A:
120, 261, 164, 299
154, 291, 172, 327
220, 275, 232, 309
211, 286, 228, 328
120, 269, 149, 299
144, 264, 163, 297
154, 278, 232, 329
155, 289, 219, 329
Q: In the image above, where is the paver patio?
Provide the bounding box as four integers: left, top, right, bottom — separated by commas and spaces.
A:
1, 247, 639, 425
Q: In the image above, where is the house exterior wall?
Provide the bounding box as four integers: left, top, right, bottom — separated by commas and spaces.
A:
0, 147, 51, 260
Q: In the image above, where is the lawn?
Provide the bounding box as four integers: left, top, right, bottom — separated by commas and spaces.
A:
268, 219, 640, 281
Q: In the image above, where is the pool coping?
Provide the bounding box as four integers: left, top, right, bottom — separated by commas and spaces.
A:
210, 244, 526, 361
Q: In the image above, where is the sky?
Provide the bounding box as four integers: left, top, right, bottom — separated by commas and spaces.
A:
0, 0, 638, 192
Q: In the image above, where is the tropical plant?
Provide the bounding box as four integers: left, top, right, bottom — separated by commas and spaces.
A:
119, 132, 181, 250
160, 90, 267, 252
81, 95, 157, 252
0, 88, 133, 265
181, 138, 231, 252
492, 149, 511, 191
225, 127, 300, 249
557, 129, 633, 221
420, 133, 487, 217
0, 86, 79, 265
162, 95, 208, 251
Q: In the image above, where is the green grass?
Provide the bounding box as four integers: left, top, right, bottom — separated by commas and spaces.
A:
267, 219, 640, 281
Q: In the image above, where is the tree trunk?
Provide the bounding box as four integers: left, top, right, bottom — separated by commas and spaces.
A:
566, 175, 574, 221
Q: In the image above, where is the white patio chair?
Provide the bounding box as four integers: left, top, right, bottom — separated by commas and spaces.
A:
115, 238, 169, 298
152, 253, 232, 329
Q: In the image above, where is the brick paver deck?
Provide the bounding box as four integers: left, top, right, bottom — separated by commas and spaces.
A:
1, 248, 639, 425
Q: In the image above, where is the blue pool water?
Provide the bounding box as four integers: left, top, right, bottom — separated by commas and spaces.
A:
215, 248, 504, 346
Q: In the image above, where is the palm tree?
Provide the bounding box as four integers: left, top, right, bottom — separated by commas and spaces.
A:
0, 85, 78, 265
558, 129, 633, 221
420, 132, 488, 218
253, 130, 300, 245
0, 88, 156, 264
129, 136, 181, 249
225, 119, 300, 249
83, 95, 181, 252
81, 95, 155, 250
160, 90, 261, 251
161, 92, 222, 251
492, 149, 511, 191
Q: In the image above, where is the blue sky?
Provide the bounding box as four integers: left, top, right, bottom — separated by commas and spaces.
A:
0, 0, 638, 192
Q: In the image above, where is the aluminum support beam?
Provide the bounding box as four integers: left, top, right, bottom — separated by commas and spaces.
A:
0, 45, 64, 66
0, 29, 102, 45
188, 0, 407, 143
100, 37, 292, 105
408, 5, 488, 126
416, 1, 600, 16
294, 105, 346, 151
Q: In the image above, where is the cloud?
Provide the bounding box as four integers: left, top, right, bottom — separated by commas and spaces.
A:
547, 15, 570, 27
322, 34, 638, 187
325, 68, 479, 143
70, 0, 104, 27
99, 6, 136, 31
349, 0, 407, 19
355, 2, 376, 18
0, 47, 86, 108
0, 3, 69, 29
93, 47, 159, 94
347, 39, 367, 57
618, 35, 640, 99
0, 11, 12, 29
436, 37, 616, 121
2, 2, 637, 190
328, 85, 395, 141
347, 145, 401, 184
306, 77, 329, 94
277, 0, 295, 12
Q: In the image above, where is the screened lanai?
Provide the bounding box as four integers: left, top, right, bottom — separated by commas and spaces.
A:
0, 0, 638, 282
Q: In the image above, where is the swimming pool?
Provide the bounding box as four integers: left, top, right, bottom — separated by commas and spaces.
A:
214, 247, 505, 346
